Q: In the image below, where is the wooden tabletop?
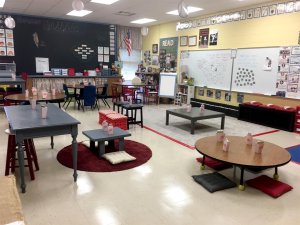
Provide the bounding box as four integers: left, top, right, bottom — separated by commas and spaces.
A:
195, 136, 291, 168
5, 93, 65, 101
112, 81, 155, 87
67, 84, 104, 89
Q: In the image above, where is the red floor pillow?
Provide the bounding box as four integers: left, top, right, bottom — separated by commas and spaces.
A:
246, 175, 293, 198
196, 157, 232, 171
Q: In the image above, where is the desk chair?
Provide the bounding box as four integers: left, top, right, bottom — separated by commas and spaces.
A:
78, 85, 98, 111
97, 84, 110, 108
63, 84, 77, 109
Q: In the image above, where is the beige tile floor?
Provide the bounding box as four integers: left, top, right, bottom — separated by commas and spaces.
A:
1, 102, 300, 225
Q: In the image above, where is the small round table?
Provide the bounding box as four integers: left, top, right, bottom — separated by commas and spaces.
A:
195, 136, 291, 190
5, 93, 65, 107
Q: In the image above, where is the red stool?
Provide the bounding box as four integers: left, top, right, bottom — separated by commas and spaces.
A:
99, 110, 117, 124
5, 129, 39, 180
106, 113, 128, 130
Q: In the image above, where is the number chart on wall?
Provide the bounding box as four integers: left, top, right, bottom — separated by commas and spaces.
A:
180, 49, 233, 90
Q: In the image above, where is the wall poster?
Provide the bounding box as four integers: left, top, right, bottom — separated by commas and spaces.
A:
199, 28, 209, 48
159, 37, 178, 71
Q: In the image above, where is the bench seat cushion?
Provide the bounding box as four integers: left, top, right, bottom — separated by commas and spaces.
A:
102, 151, 136, 164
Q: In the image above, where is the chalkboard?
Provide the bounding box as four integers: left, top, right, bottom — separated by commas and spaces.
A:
159, 72, 177, 98
180, 49, 233, 90
231, 47, 279, 94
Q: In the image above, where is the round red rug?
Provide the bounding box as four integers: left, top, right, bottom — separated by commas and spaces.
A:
56, 140, 152, 172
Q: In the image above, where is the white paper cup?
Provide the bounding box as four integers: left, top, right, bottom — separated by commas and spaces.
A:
42, 91, 48, 99
30, 99, 36, 110
108, 125, 114, 134
52, 88, 56, 95
255, 141, 264, 154
41, 106, 48, 119
25, 90, 29, 98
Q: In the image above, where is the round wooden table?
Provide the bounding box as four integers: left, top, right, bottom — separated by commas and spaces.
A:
195, 136, 291, 190
5, 93, 65, 107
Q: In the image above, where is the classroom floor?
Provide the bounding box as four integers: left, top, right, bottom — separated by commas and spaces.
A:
0, 102, 300, 225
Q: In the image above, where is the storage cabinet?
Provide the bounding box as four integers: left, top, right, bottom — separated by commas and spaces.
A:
177, 84, 195, 104
294, 106, 300, 133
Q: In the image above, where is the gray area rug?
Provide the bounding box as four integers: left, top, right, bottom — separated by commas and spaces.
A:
143, 104, 275, 147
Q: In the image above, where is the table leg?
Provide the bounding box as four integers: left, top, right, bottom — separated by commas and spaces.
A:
119, 138, 125, 151
17, 141, 26, 193
50, 136, 54, 149
273, 167, 279, 180
90, 140, 96, 152
238, 167, 245, 191
98, 141, 105, 157
200, 155, 205, 170
71, 133, 78, 182
191, 120, 195, 135
166, 112, 169, 125
221, 116, 225, 129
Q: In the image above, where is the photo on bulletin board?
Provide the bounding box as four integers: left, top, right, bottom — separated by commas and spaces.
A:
225, 92, 231, 102
277, 3, 286, 14
207, 89, 214, 97
247, 9, 254, 19
152, 55, 159, 65
180, 36, 188, 46
188, 36, 197, 46
269, 5, 277, 15
198, 88, 204, 96
240, 11, 246, 20
254, 7, 261, 18
215, 90, 221, 99
237, 93, 244, 103
152, 44, 158, 54
286, 2, 295, 13
261, 6, 269, 17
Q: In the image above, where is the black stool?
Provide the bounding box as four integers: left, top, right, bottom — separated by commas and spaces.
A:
121, 104, 143, 129
113, 101, 129, 113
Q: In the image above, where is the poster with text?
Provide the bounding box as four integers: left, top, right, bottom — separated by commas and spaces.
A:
209, 29, 218, 46
199, 28, 209, 48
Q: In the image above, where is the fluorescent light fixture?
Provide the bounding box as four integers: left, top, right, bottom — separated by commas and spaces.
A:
130, 18, 156, 24
90, 0, 119, 5
0, 0, 5, 8
166, 6, 203, 15
67, 10, 92, 17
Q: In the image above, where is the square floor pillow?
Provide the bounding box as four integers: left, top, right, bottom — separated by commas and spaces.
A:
196, 157, 232, 171
102, 151, 136, 165
246, 175, 293, 198
192, 172, 236, 193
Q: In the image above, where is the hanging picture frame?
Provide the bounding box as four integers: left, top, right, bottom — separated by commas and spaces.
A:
152, 44, 158, 54
269, 4, 277, 15
188, 36, 197, 46
180, 36, 188, 46
261, 6, 269, 17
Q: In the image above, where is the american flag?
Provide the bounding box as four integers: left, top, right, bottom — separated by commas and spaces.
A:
124, 30, 132, 56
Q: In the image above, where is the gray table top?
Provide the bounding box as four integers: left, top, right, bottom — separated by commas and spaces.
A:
167, 107, 225, 119
4, 103, 80, 131
82, 127, 131, 141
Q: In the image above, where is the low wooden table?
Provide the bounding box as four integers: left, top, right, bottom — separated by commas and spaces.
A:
166, 107, 225, 134
195, 136, 291, 190
82, 127, 131, 157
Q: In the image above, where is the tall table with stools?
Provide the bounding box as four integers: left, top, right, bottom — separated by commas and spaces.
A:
121, 104, 143, 129
4, 103, 80, 193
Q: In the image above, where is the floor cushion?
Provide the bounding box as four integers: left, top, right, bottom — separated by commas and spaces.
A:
192, 172, 236, 193
246, 175, 293, 198
102, 151, 136, 165
196, 157, 232, 171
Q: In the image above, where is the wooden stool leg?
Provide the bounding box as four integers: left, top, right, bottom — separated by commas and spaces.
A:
140, 108, 143, 128
28, 139, 39, 171
10, 135, 16, 174
24, 140, 35, 180
5, 135, 14, 176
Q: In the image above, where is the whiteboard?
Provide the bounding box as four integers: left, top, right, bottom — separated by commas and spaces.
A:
180, 50, 233, 90
159, 73, 177, 98
231, 47, 279, 95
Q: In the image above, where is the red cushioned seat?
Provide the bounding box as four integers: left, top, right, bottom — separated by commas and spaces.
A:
246, 175, 292, 198
243, 101, 263, 106
196, 157, 232, 171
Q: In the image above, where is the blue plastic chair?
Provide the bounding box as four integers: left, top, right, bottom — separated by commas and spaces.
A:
78, 85, 98, 111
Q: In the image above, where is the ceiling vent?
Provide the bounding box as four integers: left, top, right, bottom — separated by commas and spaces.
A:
114, 11, 135, 16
